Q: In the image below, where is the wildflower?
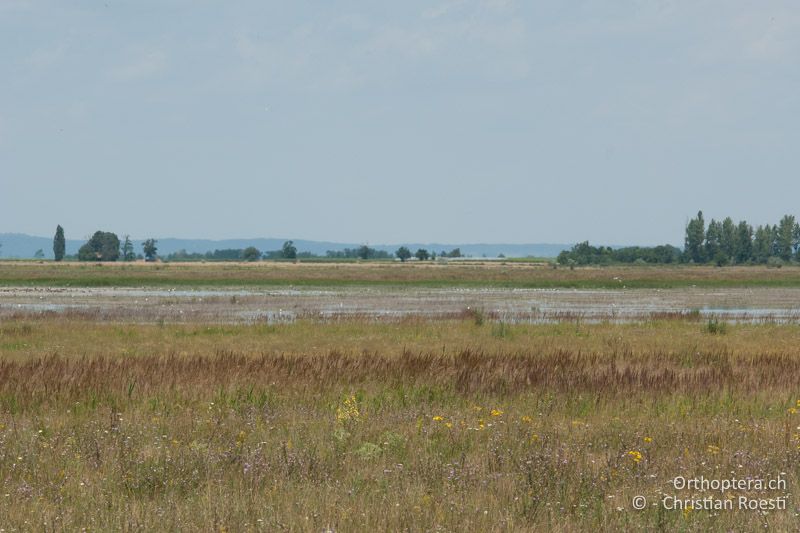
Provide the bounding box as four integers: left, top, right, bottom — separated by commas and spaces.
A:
796, 399, 800, 408
789, 408, 798, 415
336, 395, 360, 424
445, 422, 452, 429
707, 445, 720, 455
643, 437, 653, 443
490, 409, 503, 417
432, 416, 444, 422
521, 416, 533, 424
627, 450, 643, 464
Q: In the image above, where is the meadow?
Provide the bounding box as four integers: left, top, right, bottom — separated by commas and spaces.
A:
3, 260, 800, 289
1, 262, 799, 530
1, 314, 799, 530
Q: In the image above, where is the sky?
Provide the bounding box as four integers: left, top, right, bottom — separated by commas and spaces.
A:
1, 1, 799, 245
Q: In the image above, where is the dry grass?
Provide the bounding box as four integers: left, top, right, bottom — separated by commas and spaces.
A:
1, 317, 799, 530
3, 260, 800, 288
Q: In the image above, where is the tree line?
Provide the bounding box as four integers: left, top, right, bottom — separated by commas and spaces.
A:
50, 227, 158, 262
684, 212, 799, 265
557, 212, 800, 266
166, 243, 460, 262
48, 227, 464, 263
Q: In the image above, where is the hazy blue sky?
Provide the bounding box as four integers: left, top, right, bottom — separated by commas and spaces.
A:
1, 1, 798, 245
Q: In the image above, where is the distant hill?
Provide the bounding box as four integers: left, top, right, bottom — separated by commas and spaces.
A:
0, 232, 571, 259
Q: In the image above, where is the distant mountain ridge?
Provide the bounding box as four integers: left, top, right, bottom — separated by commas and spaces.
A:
0, 232, 572, 259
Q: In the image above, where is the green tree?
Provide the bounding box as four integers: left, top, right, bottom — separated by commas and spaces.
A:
752, 225, 772, 263
242, 246, 261, 262
684, 211, 705, 263
122, 236, 136, 261
53, 225, 65, 262
776, 215, 797, 261
794, 222, 800, 259
415, 248, 430, 261
769, 224, 780, 258
395, 246, 412, 262
720, 217, 736, 261
282, 240, 297, 260
142, 239, 158, 262
357, 245, 371, 260
734, 221, 753, 264
78, 231, 120, 261
705, 219, 723, 264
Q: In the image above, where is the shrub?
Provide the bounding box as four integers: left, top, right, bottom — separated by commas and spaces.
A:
705, 318, 727, 335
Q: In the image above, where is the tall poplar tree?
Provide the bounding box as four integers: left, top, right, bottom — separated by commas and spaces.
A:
684, 211, 706, 263
53, 225, 65, 262
122, 236, 136, 261
705, 219, 723, 264
720, 217, 736, 262
776, 215, 797, 261
734, 221, 753, 264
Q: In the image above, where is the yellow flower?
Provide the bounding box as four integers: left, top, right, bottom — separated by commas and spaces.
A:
445, 422, 452, 429
707, 445, 720, 455
490, 409, 503, 417
796, 399, 800, 408
521, 415, 533, 424
336, 395, 360, 424
789, 408, 798, 415
643, 437, 653, 443
432, 416, 444, 422
627, 450, 643, 464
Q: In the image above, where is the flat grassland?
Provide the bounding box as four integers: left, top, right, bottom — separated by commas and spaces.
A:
3, 260, 800, 288
1, 262, 799, 530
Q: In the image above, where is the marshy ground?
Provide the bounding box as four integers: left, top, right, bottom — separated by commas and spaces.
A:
1, 262, 799, 530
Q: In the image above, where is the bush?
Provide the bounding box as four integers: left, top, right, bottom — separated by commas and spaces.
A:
463, 307, 485, 326
705, 319, 727, 335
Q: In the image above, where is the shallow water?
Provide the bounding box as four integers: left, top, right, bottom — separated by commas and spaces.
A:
1, 286, 799, 324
